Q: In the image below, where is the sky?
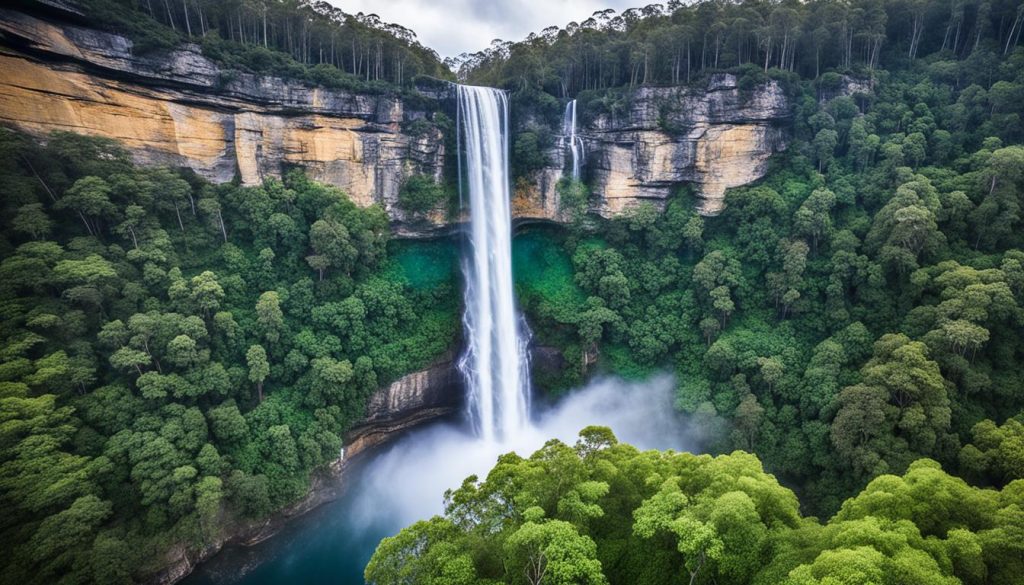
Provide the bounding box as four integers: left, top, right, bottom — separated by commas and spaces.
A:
334, 0, 641, 59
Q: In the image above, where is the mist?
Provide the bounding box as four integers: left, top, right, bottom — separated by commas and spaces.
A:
348, 373, 699, 532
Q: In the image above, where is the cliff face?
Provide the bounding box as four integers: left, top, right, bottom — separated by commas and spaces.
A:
0, 9, 448, 236
517, 75, 792, 218
0, 10, 796, 226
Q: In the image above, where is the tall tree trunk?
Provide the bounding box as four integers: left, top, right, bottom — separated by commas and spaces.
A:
217, 211, 227, 242
181, 0, 192, 36
162, 0, 175, 30
78, 211, 94, 236
1003, 8, 1019, 54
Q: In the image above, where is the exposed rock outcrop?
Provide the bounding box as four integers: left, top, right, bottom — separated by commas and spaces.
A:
0, 8, 448, 236
518, 74, 792, 217
345, 353, 462, 457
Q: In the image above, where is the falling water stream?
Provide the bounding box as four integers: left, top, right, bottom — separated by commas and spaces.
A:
456, 84, 531, 442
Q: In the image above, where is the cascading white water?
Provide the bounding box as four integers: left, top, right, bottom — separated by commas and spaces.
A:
562, 99, 584, 180
456, 84, 531, 443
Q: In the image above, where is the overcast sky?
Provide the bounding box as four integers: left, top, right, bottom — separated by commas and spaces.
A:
334, 0, 641, 59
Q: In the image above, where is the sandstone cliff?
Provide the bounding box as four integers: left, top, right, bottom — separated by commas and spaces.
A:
0, 8, 448, 236
516, 75, 792, 218
0, 9, 802, 225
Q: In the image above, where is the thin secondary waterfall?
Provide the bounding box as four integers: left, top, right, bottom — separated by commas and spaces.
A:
456, 84, 531, 443
563, 99, 584, 180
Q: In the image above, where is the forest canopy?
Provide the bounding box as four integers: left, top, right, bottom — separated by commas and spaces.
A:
456, 0, 1024, 93
500, 0, 1024, 521
4, 0, 1024, 583
366, 427, 1024, 585
0, 130, 458, 584
55, 0, 451, 90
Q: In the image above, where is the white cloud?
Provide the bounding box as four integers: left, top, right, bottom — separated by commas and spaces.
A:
332, 0, 641, 58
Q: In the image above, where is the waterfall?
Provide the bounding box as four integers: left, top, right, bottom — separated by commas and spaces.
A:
456, 84, 531, 443
563, 99, 584, 180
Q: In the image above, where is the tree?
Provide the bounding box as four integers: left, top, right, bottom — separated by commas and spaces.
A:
246, 345, 269, 402
733, 392, 764, 449
12, 203, 53, 240
56, 176, 116, 236
207, 401, 248, 444
682, 214, 704, 257
831, 334, 952, 477
197, 196, 228, 242
504, 520, 607, 585
693, 250, 743, 326
866, 179, 945, 276
307, 218, 357, 279
114, 205, 146, 249
256, 291, 284, 346
813, 129, 838, 172
166, 335, 200, 369
793, 188, 836, 254
189, 271, 224, 318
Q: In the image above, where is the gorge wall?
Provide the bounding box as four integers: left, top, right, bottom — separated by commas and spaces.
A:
0, 9, 797, 228
0, 8, 448, 236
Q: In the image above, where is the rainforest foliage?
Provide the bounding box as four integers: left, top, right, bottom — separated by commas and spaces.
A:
458, 0, 1023, 92
0, 131, 458, 584
5, 0, 1024, 583
366, 427, 1024, 585
42, 0, 450, 90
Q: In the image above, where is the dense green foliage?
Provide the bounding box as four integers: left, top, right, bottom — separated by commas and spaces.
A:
366, 427, 1024, 585
8, 0, 1024, 582
502, 5, 1024, 517
0, 131, 457, 583
63, 0, 450, 90
397, 174, 450, 216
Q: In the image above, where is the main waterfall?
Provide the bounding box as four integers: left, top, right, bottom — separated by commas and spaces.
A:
456, 85, 531, 443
